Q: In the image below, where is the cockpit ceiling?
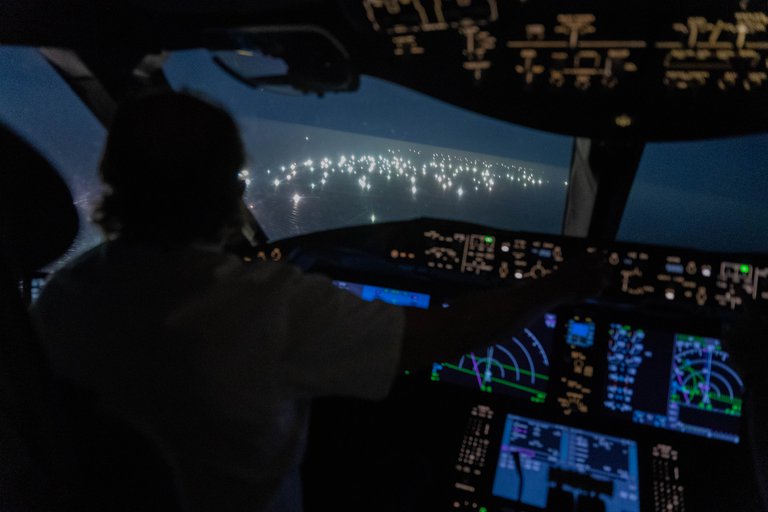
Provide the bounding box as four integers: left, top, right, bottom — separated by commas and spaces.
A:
3, 0, 768, 140
342, 0, 768, 140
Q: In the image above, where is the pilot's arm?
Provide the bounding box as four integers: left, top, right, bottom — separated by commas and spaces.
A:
399, 256, 606, 371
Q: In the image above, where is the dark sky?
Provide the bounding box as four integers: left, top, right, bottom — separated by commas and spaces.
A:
166, 50, 573, 167
1, 46, 766, 255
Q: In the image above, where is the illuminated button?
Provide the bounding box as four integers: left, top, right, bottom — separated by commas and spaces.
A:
270, 248, 282, 261
665, 289, 675, 300
702, 265, 712, 277
609, 252, 620, 265
391, 249, 399, 259
740, 264, 751, 274
615, 114, 633, 127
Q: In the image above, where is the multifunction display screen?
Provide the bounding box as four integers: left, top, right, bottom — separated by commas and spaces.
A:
492, 413, 640, 512
431, 314, 556, 403
603, 324, 743, 443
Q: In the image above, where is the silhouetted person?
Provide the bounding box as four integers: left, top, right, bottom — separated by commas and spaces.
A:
33, 92, 603, 512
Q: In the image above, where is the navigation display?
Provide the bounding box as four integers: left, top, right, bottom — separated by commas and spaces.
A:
332, 280, 430, 309
430, 314, 556, 403
603, 323, 743, 443
492, 413, 640, 512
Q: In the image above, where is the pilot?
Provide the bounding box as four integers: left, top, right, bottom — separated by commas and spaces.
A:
32, 92, 603, 512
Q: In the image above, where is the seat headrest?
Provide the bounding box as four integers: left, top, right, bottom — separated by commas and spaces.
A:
0, 125, 79, 275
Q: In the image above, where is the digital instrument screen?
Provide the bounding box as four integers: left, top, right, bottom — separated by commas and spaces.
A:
332, 280, 430, 309
566, 318, 596, 348
430, 314, 556, 403
492, 413, 640, 512
603, 323, 743, 443
556, 315, 598, 417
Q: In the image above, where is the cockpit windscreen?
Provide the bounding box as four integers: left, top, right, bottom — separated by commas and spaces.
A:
164, 50, 572, 241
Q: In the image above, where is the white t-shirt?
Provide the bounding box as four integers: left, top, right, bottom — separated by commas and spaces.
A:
32, 240, 405, 512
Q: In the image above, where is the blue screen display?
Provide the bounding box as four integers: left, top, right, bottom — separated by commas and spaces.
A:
332, 280, 430, 309
566, 318, 596, 348
492, 414, 640, 512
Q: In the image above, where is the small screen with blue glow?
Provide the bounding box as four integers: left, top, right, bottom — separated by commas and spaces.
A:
430, 314, 556, 403
492, 414, 640, 512
332, 280, 430, 309
566, 318, 595, 348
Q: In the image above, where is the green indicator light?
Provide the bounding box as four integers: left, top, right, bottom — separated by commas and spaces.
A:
480, 508, 488, 512
484, 236, 494, 244
740, 264, 750, 274
403, 370, 411, 376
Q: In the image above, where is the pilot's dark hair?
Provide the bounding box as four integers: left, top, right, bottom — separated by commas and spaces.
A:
94, 91, 246, 243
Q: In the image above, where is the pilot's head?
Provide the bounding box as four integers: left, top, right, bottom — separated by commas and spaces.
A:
95, 91, 246, 244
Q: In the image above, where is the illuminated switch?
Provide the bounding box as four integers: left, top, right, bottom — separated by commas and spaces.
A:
696, 287, 708, 305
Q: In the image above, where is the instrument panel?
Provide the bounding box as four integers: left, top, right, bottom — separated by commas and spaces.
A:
337, 0, 768, 138
262, 217, 768, 315
357, 0, 768, 93
267, 218, 765, 511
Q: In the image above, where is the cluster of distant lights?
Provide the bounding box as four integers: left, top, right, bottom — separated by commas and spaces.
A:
240, 148, 557, 222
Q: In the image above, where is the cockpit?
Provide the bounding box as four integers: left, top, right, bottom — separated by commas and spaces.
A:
2, 1, 768, 511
